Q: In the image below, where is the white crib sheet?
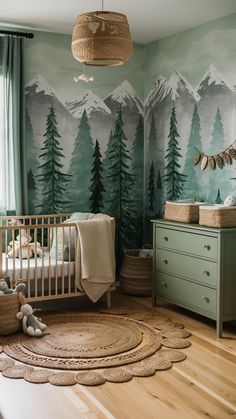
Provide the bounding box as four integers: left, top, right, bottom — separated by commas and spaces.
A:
1, 253, 75, 282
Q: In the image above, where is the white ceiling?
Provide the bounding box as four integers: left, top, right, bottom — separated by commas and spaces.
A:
1, 0, 236, 43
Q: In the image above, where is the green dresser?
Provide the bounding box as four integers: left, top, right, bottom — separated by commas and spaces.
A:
152, 219, 236, 337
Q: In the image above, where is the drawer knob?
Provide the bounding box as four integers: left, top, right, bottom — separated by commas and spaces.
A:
163, 236, 168, 241
161, 282, 167, 288
203, 244, 211, 250
203, 270, 210, 276
162, 259, 168, 264
202, 296, 210, 303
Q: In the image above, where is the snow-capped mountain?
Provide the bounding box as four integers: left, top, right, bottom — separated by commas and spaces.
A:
66, 90, 112, 119
197, 64, 234, 94
145, 75, 168, 109
168, 71, 200, 102
145, 71, 200, 110
25, 74, 57, 98
104, 80, 144, 115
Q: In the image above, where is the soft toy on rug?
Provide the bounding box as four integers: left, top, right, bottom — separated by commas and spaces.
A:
16, 294, 47, 337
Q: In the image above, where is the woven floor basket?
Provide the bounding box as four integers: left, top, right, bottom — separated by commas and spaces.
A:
0, 294, 21, 336
120, 250, 152, 296
199, 206, 236, 228
164, 201, 200, 223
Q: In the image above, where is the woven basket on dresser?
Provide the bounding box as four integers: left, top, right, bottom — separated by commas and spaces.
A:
199, 205, 236, 228
0, 294, 21, 336
164, 201, 200, 223
119, 249, 152, 296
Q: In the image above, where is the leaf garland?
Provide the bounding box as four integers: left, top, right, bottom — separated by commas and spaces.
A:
193, 140, 236, 171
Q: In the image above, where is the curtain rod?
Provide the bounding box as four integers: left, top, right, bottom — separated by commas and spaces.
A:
0, 30, 34, 39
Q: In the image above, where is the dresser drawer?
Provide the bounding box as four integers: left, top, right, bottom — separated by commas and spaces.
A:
155, 227, 218, 260
156, 249, 217, 287
156, 272, 216, 315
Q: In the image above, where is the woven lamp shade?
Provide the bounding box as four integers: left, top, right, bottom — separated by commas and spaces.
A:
72, 11, 133, 67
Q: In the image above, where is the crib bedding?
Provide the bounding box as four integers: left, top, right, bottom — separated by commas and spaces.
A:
1, 252, 75, 282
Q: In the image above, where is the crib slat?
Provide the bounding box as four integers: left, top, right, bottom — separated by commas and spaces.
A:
0, 229, 2, 276
55, 226, 58, 295
68, 226, 71, 293
62, 226, 65, 295
41, 225, 45, 297
34, 228, 38, 298
12, 230, 16, 284
5, 229, 8, 275
48, 227, 51, 296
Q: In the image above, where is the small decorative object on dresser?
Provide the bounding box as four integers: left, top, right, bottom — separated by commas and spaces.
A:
152, 219, 236, 337
164, 200, 202, 224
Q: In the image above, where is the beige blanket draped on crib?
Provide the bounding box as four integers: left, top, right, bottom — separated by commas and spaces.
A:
75, 213, 115, 302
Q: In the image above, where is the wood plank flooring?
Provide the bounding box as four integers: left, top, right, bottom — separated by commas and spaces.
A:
0, 291, 235, 419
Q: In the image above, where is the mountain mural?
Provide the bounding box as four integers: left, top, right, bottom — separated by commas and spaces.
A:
104, 80, 144, 147
144, 63, 236, 231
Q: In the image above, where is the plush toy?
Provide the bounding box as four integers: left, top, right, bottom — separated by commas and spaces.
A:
16, 303, 47, 337
0, 278, 14, 294
7, 228, 43, 259
0, 278, 26, 295
224, 195, 236, 207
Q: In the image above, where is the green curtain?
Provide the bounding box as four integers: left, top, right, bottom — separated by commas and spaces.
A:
0, 35, 27, 215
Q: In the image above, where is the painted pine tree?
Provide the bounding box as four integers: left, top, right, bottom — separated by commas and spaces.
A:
148, 162, 156, 212
206, 107, 231, 203
215, 189, 223, 204
26, 108, 38, 175
103, 129, 114, 212
68, 110, 94, 211
164, 103, 186, 200
131, 115, 144, 245
156, 169, 163, 217
37, 104, 71, 214
107, 107, 137, 263
28, 169, 37, 214
183, 104, 202, 199
89, 140, 105, 213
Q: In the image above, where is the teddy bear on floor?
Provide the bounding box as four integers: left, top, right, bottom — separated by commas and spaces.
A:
7, 228, 43, 259
16, 301, 47, 337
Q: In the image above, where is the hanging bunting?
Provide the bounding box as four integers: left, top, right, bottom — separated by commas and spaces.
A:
193, 140, 236, 171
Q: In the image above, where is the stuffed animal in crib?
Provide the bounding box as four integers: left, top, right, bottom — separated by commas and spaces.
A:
16, 303, 47, 337
7, 228, 43, 259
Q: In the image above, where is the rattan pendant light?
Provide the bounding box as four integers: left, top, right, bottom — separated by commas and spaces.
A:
71, 1, 132, 67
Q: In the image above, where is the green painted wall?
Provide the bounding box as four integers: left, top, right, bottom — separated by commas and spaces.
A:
144, 13, 236, 242
23, 30, 144, 252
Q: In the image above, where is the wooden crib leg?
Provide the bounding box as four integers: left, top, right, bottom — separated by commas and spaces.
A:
106, 290, 111, 308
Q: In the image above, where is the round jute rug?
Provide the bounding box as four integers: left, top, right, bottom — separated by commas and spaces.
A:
3, 313, 161, 370
1, 312, 191, 386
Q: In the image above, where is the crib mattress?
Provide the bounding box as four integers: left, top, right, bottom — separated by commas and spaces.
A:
1, 253, 75, 282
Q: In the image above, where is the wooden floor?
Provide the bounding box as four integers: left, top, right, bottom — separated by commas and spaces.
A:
0, 291, 235, 419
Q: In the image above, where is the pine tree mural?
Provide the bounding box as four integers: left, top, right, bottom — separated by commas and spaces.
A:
68, 110, 94, 211
164, 103, 186, 200
183, 104, 202, 199
156, 169, 163, 217
206, 107, 231, 203
28, 169, 37, 214
215, 189, 223, 204
89, 140, 105, 213
26, 107, 38, 175
147, 115, 158, 166
107, 107, 137, 265
148, 162, 156, 212
103, 129, 114, 212
131, 115, 144, 245
37, 104, 71, 214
